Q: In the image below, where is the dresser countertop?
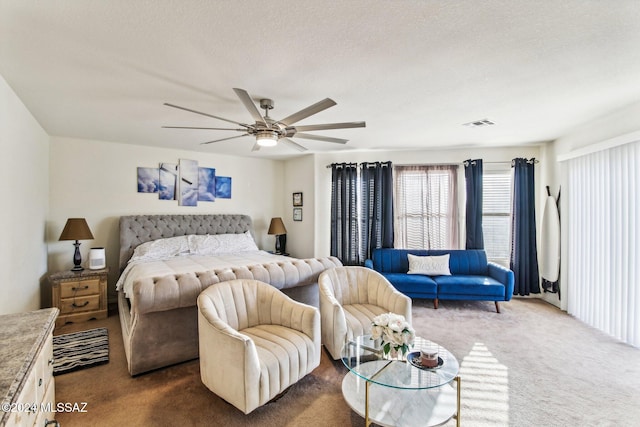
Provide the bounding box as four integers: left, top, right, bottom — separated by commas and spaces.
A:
0, 308, 58, 424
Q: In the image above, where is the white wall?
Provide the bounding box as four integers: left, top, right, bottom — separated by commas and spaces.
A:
0, 75, 50, 315
48, 137, 285, 302
312, 145, 541, 258
538, 140, 562, 307
282, 155, 316, 258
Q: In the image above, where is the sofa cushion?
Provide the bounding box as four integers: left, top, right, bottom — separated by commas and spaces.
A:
244, 324, 317, 396
383, 273, 437, 297
435, 275, 506, 298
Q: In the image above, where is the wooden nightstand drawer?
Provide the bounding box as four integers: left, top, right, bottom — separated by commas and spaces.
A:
59, 295, 100, 314
50, 268, 109, 327
60, 278, 100, 298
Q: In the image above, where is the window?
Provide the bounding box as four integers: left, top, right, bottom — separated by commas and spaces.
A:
394, 165, 459, 249
482, 168, 512, 265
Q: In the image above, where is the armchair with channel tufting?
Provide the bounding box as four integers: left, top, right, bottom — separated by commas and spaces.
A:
197, 279, 321, 414
318, 266, 412, 360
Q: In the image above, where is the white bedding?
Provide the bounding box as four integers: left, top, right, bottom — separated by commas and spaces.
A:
116, 250, 291, 299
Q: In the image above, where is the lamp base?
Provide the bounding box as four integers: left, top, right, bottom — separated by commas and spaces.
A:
275, 234, 287, 255
71, 240, 84, 271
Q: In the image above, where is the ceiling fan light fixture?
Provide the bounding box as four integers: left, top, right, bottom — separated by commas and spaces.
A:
256, 130, 278, 147
164, 88, 365, 151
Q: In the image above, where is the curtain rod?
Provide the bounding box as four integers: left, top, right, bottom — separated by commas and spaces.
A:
511, 158, 539, 166
463, 159, 540, 166
325, 162, 357, 169
394, 162, 460, 167
325, 161, 392, 169
326, 159, 540, 168
463, 160, 510, 166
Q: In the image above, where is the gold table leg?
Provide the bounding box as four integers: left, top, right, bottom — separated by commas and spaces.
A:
365, 380, 371, 427
455, 375, 461, 427
358, 373, 459, 427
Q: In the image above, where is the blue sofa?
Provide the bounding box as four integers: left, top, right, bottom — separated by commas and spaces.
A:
365, 248, 514, 312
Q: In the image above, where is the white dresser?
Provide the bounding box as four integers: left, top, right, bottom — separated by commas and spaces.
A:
0, 308, 59, 427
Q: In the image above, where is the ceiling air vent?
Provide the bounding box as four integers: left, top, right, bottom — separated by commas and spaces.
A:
463, 119, 495, 127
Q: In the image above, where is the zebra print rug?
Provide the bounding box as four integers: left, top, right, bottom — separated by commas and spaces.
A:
53, 327, 109, 375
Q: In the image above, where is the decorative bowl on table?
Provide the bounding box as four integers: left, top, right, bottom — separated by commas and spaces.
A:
407, 351, 444, 370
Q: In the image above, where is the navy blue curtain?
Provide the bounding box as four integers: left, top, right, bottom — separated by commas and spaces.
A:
330, 163, 360, 265
360, 162, 394, 262
510, 158, 540, 295
464, 159, 484, 249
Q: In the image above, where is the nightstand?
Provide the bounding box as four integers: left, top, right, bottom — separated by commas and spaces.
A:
49, 267, 109, 327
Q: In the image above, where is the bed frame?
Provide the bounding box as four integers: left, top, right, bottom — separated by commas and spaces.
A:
117, 214, 340, 375
118, 214, 254, 375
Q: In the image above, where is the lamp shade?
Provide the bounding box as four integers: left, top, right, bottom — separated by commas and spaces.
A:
59, 218, 95, 241
267, 217, 287, 235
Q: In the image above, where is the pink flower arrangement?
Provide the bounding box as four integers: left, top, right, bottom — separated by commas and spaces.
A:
370, 312, 415, 358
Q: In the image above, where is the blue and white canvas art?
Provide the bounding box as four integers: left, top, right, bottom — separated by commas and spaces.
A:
215, 176, 232, 199
137, 167, 159, 193
139, 160, 231, 205
198, 167, 216, 201
178, 159, 199, 206
159, 163, 178, 200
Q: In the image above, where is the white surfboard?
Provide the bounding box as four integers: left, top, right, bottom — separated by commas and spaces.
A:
541, 194, 560, 282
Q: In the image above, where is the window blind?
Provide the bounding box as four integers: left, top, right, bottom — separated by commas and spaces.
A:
567, 140, 639, 348
482, 169, 512, 264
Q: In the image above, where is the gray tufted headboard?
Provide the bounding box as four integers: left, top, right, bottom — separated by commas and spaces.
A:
118, 214, 253, 271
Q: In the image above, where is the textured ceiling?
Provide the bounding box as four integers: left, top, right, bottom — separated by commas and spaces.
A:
2, 1, 640, 159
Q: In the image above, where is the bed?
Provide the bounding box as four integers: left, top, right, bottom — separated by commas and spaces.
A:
117, 214, 341, 375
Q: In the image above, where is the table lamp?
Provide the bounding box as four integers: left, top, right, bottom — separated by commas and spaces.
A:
59, 218, 95, 271
267, 217, 287, 255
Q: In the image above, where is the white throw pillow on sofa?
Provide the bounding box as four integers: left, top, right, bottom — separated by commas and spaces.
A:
407, 253, 452, 276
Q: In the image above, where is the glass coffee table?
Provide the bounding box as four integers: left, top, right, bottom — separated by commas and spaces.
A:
341, 335, 460, 427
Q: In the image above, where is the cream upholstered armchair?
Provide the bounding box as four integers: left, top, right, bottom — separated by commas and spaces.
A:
318, 266, 412, 360
197, 279, 321, 414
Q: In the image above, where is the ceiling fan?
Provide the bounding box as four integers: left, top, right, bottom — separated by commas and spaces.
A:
163, 88, 366, 152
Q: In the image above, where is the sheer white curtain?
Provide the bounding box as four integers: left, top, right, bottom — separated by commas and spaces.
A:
566, 140, 639, 348
394, 165, 459, 249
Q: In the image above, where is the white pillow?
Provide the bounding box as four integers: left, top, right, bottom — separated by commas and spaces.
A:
188, 231, 259, 255
129, 235, 190, 262
407, 253, 451, 276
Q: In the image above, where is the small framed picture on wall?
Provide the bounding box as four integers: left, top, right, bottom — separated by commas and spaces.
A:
293, 207, 302, 221
293, 192, 303, 206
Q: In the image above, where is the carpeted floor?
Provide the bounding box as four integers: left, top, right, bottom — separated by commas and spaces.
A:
52, 298, 640, 427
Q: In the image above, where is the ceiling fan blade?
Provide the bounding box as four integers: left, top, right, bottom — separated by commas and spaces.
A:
281, 138, 308, 152
162, 126, 246, 131
278, 98, 337, 126
294, 133, 348, 144
164, 103, 249, 127
232, 88, 266, 126
200, 134, 250, 145
293, 121, 366, 132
